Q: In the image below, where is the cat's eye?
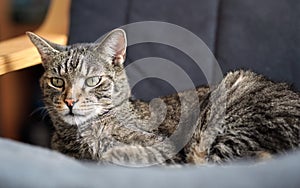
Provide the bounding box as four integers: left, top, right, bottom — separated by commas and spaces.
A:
85, 76, 101, 87
50, 77, 64, 88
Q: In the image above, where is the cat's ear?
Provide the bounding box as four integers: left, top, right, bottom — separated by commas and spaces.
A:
96, 29, 127, 66
26, 32, 66, 67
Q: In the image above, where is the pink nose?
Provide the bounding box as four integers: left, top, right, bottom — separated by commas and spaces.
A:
65, 98, 76, 107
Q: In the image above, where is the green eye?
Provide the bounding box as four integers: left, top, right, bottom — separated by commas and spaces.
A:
85, 76, 101, 87
50, 77, 64, 88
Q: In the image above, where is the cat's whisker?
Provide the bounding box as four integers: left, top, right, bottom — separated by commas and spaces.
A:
41, 110, 50, 120
29, 107, 48, 117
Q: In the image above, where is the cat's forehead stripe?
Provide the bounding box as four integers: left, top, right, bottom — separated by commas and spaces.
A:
48, 46, 104, 77
78, 55, 84, 73
57, 48, 86, 74
56, 65, 61, 76
64, 50, 74, 73
86, 66, 91, 76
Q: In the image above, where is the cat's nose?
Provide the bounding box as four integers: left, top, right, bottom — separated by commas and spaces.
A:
64, 98, 77, 107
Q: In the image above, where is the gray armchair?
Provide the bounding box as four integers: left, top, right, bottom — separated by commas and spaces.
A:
0, 0, 300, 187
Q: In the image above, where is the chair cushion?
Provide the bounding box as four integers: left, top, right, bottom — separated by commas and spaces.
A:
1, 138, 300, 188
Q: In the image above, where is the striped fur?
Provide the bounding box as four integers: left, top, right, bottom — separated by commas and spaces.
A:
27, 30, 300, 166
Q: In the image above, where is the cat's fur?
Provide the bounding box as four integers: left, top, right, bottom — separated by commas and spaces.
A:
27, 29, 300, 165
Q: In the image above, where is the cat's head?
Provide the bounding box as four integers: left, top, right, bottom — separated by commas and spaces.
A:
27, 29, 130, 126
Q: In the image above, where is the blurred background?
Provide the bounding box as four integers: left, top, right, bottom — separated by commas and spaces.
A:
0, 0, 51, 147
0, 0, 49, 40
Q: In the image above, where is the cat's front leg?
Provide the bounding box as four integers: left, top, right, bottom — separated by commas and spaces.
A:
101, 145, 169, 167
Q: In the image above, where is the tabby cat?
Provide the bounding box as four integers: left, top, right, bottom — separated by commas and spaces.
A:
27, 29, 300, 166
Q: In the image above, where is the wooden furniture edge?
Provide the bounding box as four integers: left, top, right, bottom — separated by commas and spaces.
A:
0, 0, 70, 75
0, 33, 67, 75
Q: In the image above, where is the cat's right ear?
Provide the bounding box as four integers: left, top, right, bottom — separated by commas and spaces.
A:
26, 32, 66, 68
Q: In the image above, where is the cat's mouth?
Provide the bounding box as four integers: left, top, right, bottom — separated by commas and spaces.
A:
60, 111, 90, 126
58, 107, 99, 125
61, 109, 86, 117
65, 112, 85, 117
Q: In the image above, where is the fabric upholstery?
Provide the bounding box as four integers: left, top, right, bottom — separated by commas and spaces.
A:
69, 0, 300, 100
216, 0, 300, 87
69, 0, 219, 100
1, 138, 300, 188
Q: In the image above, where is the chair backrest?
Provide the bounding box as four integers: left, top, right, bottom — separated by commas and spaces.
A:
69, 0, 300, 100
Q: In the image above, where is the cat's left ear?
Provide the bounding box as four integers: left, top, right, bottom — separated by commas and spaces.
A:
96, 29, 127, 66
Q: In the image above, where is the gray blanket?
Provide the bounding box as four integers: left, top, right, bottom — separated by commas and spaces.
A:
0, 138, 299, 188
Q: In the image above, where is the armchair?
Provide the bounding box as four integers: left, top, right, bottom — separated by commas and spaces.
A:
0, 0, 300, 187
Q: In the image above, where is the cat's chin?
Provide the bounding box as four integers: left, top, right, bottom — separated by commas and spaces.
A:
61, 114, 94, 126
57, 107, 108, 126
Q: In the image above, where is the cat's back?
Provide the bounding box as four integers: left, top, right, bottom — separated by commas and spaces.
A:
221, 70, 300, 123
192, 70, 300, 163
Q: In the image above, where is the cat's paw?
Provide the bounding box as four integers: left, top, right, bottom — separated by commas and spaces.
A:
101, 145, 165, 167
